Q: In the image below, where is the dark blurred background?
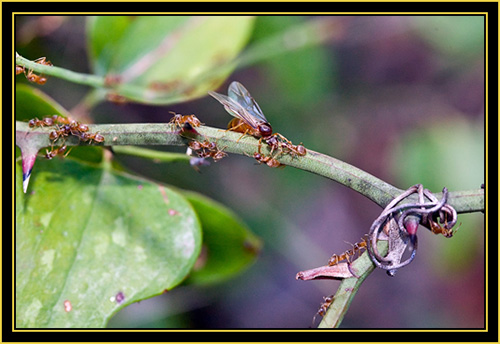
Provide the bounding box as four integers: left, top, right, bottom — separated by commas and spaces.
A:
16, 15, 485, 328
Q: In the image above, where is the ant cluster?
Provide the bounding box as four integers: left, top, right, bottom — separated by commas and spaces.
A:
16, 57, 52, 85
251, 143, 283, 168
327, 236, 368, 267
28, 115, 104, 160
169, 112, 227, 171
256, 134, 306, 168
170, 112, 227, 162
188, 139, 227, 162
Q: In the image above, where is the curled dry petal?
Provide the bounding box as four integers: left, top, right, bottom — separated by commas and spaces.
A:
296, 262, 354, 281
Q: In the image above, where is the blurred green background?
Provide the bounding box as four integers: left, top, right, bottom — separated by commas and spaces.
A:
16, 15, 485, 328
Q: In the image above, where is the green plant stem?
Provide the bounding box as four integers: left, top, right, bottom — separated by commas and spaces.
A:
15, 121, 484, 214
16, 53, 105, 88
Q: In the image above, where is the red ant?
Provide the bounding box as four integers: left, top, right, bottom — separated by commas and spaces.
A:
25, 69, 47, 85
69, 121, 89, 135
50, 115, 72, 125
250, 143, 284, 168
18, 57, 52, 84
169, 111, 203, 128
35, 57, 53, 67
312, 295, 334, 326
328, 236, 367, 266
283, 142, 307, 157
80, 132, 105, 144
211, 148, 228, 162
29, 117, 54, 128
252, 152, 283, 168
188, 139, 215, 152
428, 212, 459, 238
45, 144, 71, 160
51, 116, 89, 133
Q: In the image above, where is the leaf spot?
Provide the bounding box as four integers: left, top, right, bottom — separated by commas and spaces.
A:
40, 212, 53, 228
64, 300, 72, 312
115, 291, 125, 304
134, 245, 147, 262
41, 249, 55, 273
174, 230, 195, 258
112, 218, 127, 247
94, 235, 109, 258
24, 299, 43, 326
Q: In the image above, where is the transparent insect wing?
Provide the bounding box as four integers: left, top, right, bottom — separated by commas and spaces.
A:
209, 90, 261, 130
227, 81, 268, 123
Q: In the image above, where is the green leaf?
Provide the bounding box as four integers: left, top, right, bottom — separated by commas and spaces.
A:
15, 84, 71, 122
182, 191, 262, 285
93, 16, 191, 74
86, 16, 255, 105
86, 16, 135, 75
16, 158, 202, 328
